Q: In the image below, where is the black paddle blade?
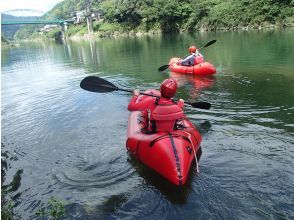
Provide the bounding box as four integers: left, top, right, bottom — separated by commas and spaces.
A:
158, 64, 170, 72
188, 102, 211, 110
80, 76, 118, 93
203, 40, 216, 48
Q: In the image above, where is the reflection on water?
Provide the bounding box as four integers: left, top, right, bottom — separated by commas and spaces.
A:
127, 156, 193, 204
168, 72, 216, 101
1, 30, 294, 219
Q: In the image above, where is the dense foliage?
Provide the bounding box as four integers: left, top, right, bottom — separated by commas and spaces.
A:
4, 0, 294, 40
48, 0, 293, 33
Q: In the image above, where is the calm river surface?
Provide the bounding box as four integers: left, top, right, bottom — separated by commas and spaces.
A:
1, 30, 294, 219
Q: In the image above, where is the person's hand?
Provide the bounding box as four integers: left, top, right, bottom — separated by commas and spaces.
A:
178, 98, 185, 109
134, 89, 140, 96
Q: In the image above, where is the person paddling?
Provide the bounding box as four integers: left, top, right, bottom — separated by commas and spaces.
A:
128, 78, 184, 133
177, 45, 204, 66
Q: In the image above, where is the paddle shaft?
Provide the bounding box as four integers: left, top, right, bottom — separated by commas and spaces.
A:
118, 87, 197, 106
119, 87, 210, 109
118, 87, 158, 98
80, 75, 211, 109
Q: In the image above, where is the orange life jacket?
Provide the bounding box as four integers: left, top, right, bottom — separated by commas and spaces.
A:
195, 54, 204, 64
151, 101, 184, 132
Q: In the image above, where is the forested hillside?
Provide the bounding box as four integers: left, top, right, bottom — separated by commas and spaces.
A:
1, 13, 43, 41
1, 14, 22, 40
49, 0, 293, 32
8, 0, 294, 40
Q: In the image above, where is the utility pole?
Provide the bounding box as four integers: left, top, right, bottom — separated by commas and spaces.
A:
86, 0, 93, 34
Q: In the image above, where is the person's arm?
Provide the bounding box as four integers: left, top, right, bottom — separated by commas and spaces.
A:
127, 89, 140, 111
128, 90, 157, 111
194, 51, 204, 64
179, 54, 193, 64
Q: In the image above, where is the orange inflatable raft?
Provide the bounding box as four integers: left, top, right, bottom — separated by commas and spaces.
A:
169, 57, 216, 75
126, 90, 202, 186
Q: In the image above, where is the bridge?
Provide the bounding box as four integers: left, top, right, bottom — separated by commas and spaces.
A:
1, 8, 98, 39
1, 9, 74, 26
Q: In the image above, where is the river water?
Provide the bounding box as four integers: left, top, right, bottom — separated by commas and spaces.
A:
1, 30, 294, 219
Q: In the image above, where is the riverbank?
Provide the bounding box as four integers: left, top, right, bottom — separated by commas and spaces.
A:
2, 22, 293, 44
65, 23, 294, 41
1, 41, 20, 48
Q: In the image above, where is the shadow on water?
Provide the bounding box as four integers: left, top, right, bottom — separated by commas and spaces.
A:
193, 120, 212, 136
126, 156, 195, 204
2, 145, 23, 195
64, 197, 126, 220
65, 193, 129, 219
64, 151, 204, 219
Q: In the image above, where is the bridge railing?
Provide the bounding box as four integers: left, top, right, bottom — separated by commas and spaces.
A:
1, 20, 75, 25
1, 9, 74, 26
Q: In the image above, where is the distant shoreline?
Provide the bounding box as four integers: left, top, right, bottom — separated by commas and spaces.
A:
2, 25, 294, 44
66, 24, 294, 41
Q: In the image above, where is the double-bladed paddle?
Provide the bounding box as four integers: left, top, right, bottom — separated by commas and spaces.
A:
80, 75, 211, 110
158, 39, 217, 72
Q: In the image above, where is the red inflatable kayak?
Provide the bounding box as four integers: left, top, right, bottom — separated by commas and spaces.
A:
126, 90, 202, 186
169, 57, 216, 75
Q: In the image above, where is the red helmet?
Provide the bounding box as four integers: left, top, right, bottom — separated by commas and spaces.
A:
160, 78, 177, 98
189, 46, 197, 53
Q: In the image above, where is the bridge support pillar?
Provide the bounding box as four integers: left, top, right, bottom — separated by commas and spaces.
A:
86, 17, 93, 34
63, 22, 68, 31
59, 22, 68, 41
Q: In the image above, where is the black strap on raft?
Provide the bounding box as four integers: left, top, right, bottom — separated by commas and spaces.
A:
181, 130, 202, 162
196, 146, 202, 162
137, 114, 146, 125
149, 133, 191, 147
168, 133, 182, 186
155, 97, 160, 105
137, 113, 149, 131
136, 140, 142, 161
150, 120, 156, 133
149, 133, 168, 147
174, 119, 187, 130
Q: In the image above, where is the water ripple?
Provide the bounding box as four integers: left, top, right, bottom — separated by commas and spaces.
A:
2, 37, 294, 220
